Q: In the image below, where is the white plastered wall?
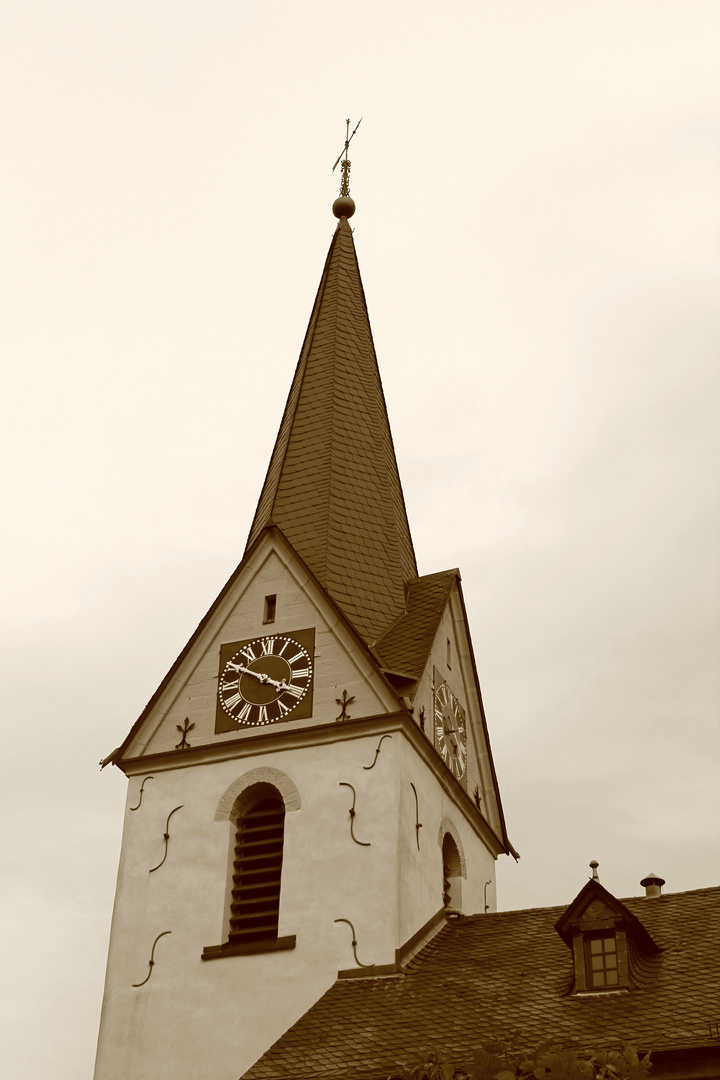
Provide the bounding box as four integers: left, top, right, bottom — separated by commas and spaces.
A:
95, 730, 413, 1080
393, 733, 498, 945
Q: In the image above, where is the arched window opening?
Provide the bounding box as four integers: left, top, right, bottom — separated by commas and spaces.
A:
229, 791, 285, 947
442, 832, 463, 912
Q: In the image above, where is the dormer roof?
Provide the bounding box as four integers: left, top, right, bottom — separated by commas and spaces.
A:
555, 877, 660, 953
245, 215, 417, 645
374, 569, 459, 682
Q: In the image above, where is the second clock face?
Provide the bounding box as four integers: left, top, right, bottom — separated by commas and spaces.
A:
434, 681, 467, 780
216, 631, 314, 730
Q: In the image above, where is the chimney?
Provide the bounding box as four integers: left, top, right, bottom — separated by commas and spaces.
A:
640, 872, 665, 898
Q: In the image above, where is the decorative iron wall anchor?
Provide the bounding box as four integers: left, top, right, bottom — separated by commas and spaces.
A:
335, 689, 355, 721
334, 917, 374, 968
410, 783, 422, 849
132, 930, 172, 987
175, 717, 194, 749
338, 782, 371, 846
484, 880, 492, 912
362, 734, 391, 770
129, 776, 153, 811
149, 806, 184, 873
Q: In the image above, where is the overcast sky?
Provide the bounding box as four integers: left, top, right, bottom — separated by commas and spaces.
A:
1, 3, 718, 1078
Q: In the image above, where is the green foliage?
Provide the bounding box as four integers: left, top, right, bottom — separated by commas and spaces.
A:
392, 1040, 651, 1080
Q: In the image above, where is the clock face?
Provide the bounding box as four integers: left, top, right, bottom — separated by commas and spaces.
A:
215, 630, 314, 731
434, 681, 467, 780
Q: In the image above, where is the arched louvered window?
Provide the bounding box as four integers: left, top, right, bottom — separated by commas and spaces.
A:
442, 832, 462, 912
229, 792, 285, 947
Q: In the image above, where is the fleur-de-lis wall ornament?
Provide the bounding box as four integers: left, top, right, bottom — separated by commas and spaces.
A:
335, 689, 355, 721
175, 717, 194, 750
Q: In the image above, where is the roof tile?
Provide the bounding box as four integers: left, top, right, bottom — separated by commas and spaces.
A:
241, 888, 720, 1080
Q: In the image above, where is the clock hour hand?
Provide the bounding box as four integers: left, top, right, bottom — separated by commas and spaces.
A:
228, 662, 284, 689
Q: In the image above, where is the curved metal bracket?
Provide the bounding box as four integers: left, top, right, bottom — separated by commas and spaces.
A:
129, 776, 153, 812
362, 734, 392, 770
148, 805, 184, 873
410, 783, 422, 849
338, 783, 371, 846
132, 930, 171, 987
484, 879, 492, 912
334, 917, 374, 968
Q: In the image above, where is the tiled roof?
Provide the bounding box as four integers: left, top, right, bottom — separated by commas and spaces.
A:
375, 570, 458, 680
245, 217, 417, 645
241, 887, 720, 1080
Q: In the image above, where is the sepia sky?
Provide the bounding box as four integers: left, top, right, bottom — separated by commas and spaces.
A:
1, 3, 718, 1078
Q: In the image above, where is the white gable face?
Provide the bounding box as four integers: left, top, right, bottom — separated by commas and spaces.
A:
410, 584, 504, 840
123, 532, 400, 760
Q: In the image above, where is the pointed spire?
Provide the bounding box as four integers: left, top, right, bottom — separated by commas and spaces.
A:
245, 213, 417, 644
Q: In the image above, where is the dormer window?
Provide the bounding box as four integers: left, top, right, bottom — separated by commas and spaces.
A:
555, 877, 662, 996
585, 932, 618, 989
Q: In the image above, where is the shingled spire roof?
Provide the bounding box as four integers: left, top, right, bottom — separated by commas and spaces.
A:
245, 214, 417, 644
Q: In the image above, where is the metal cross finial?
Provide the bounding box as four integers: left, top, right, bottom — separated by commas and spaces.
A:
332, 117, 362, 197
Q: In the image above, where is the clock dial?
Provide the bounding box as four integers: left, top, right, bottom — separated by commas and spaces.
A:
216, 632, 314, 730
434, 681, 467, 780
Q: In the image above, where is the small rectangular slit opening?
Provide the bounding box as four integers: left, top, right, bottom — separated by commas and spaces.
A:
263, 595, 277, 624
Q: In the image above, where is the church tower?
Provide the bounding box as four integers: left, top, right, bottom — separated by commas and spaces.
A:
94, 184, 513, 1080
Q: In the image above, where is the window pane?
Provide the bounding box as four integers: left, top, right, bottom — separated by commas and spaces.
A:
591, 956, 604, 970
606, 954, 618, 969
592, 972, 605, 986
606, 970, 618, 985
604, 938, 617, 954
590, 939, 603, 954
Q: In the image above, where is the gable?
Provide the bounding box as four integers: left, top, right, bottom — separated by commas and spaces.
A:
118, 529, 402, 763
398, 575, 509, 848
375, 570, 457, 681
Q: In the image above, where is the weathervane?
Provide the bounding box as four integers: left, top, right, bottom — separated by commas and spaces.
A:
332, 117, 362, 198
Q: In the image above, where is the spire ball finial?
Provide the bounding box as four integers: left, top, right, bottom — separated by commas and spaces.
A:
333, 196, 356, 219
